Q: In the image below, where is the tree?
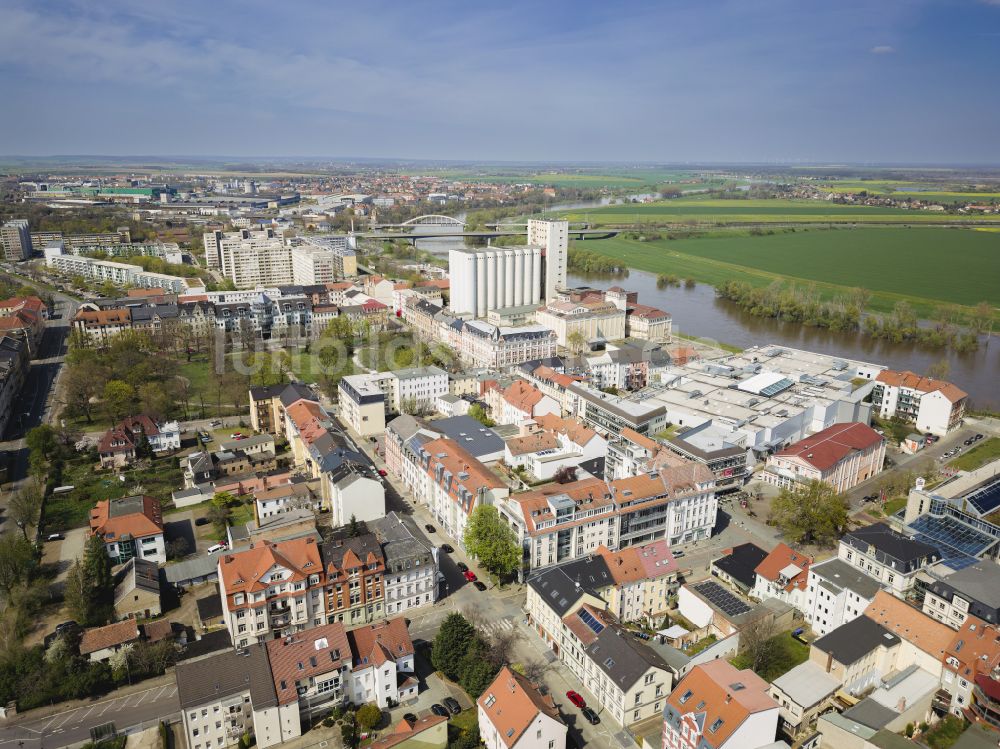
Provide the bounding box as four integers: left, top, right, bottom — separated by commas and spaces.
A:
348, 515, 361, 537
468, 403, 495, 428
82, 534, 114, 625
0, 532, 36, 595
463, 506, 521, 581
62, 357, 106, 422
567, 330, 587, 354
458, 648, 496, 697
209, 493, 235, 536
768, 480, 850, 546
355, 703, 381, 732
103, 380, 136, 422
432, 613, 477, 681
64, 561, 92, 624
8, 487, 43, 540
738, 615, 780, 675
970, 301, 994, 336
927, 358, 951, 381
553, 466, 577, 484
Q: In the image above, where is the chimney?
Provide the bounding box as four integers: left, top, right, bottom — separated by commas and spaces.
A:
725, 694, 732, 704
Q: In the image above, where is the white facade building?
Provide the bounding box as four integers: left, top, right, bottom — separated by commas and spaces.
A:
526, 219, 569, 303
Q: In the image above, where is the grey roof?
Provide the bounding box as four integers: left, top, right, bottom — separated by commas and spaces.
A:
394, 365, 447, 380
175, 643, 277, 709
113, 558, 160, 605
249, 383, 285, 401
868, 731, 918, 749
812, 616, 900, 666
842, 697, 897, 730
926, 562, 1000, 624
550, 555, 615, 590
646, 641, 691, 672
386, 414, 433, 442
196, 590, 224, 622
527, 565, 597, 618
843, 523, 940, 572
711, 543, 768, 589
107, 494, 148, 518
809, 557, 883, 599
427, 415, 504, 458
278, 382, 316, 408
585, 626, 671, 691
371, 512, 434, 567
221, 434, 274, 452
163, 554, 220, 584
177, 629, 232, 663
771, 661, 841, 708
952, 723, 1000, 749
818, 711, 876, 740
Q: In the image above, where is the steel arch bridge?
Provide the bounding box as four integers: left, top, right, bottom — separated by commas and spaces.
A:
399, 214, 466, 227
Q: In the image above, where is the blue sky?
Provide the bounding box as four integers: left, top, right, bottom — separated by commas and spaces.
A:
2, 0, 999, 163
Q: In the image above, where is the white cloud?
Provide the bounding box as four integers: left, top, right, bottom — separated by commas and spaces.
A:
871, 45, 896, 53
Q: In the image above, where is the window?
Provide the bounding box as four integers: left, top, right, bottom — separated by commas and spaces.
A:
710, 719, 724, 733
679, 689, 693, 704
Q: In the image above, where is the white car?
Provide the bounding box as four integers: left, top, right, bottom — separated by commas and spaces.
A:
207, 543, 228, 555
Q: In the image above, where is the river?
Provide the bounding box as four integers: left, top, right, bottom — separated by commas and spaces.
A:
408, 203, 999, 406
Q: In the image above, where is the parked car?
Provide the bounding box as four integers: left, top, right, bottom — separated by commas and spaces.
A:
210, 420, 222, 427
424, 524, 436, 534
473, 581, 487, 592
430, 704, 449, 717
207, 543, 228, 554
230, 433, 244, 440
457, 562, 469, 573
673, 550, 685, 558
463, 570, 477, 582
195, 517, 210, 526
439, 544, 454, 553
403, 713, 417, 724
46, 533, 64, 541
566, 691, 586, 709
378, 469, 387, 477
55, 620, 79, 635
975, 433, 984, 440
581, 707, 600, 725
437, 572, 446, 583
443, 698, 461, 715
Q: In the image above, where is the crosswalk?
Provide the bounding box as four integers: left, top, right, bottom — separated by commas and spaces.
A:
480, 617, 516, 637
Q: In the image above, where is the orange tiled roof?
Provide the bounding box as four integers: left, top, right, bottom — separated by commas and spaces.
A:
944, 617, 1000, 681
89, 495, 163, 541
534, 413, 598, 446
219, 536, 323, 607
503, 380, 545, 414
665, 660, 776, 749
422, 437, 505, 504
753, 543, 811, 592
347, 616, 413, 670
477, 665, 563, 748
864, 591, 953, 658
620, 427, 660, 455
267, 622, 350, 705
367, 715, 448, 749
876, 369, 968, 403
597, 541, 678, 584
74, 308, 130, 327
506, 432, 559, 457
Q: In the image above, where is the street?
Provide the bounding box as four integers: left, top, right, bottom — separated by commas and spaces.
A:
0, 682, 180, 748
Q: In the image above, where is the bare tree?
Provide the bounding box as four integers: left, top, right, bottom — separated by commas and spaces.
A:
738, 615, 779, 674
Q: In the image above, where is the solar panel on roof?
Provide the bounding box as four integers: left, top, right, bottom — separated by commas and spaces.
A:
760, 378, 794, 397
578, 609, 605, 634
967, 479, 1000, 518
907, 514, 997, 570
693, 581, 752, 617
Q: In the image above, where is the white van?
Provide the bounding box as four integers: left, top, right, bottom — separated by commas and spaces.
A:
207, 543, 228, 555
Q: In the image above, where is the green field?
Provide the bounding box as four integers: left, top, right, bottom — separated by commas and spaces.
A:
949, 438, 1000, 472
553, 197, 1000, 226
571, 227, 999, 317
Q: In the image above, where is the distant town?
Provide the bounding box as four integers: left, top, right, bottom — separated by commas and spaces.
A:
0, 163, 998, 749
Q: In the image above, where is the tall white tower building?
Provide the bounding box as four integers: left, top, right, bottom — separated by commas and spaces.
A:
526, 219, 569, 302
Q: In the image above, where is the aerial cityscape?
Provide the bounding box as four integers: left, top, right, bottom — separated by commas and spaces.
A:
0, 3, 999, 749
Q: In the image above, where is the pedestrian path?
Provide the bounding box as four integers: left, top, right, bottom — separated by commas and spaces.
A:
480, 617, 516, 637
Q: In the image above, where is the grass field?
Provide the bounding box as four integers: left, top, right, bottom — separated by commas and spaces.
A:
553, 197, 1000, 225
948, 438, 1000, 472
571, 227, 999, 318
730, 632, 809, 682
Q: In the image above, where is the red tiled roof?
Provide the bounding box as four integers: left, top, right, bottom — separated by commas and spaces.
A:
753, 543, 811, 592
772, 422, 883, 472
90, 495, 163, 542
503, 380, 546, 414
267, 622, 350, 705
219, 537, 323, 606
80, 620, 141, 655
347, 617, 413, 670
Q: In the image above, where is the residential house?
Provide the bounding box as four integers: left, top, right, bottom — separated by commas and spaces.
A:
839, 523, 940, 596
80, 619, 143, 662
940, 617, 1000, 722
503, 414, 607, 482
0, 335, 28, 437
767, 661, 841, 737
922, 562, 1000, 629
254, 482, 321, 521
761, 422, 885, 493
345, 617, 417, 708
751, 543, 812, 610
265, 622, 351, 718
809, 616, 901, 695
500, 380, 560, 426
324, 464, 386, 526
803, 557, 882, 637
338, 374, 386, 438
114, 557, 162, 620
97, 414, 181, 468
871, 369, 968, 436
249, 382, 316, 435
502, 464, 716, 574
368, 716, 448, 749
863, 591, 952, 677
218, 536, 327, 647
90, 495, 166, 564
661, 660, 779, 749
711, 544, 768, 595
372, 512, 438, 617
321, 530, 385, 626
478, 665, 567, 749
596, 541, 680, 624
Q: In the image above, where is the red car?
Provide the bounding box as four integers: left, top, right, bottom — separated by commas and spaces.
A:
566, 691, 586, 709
378, 469, 387, 477
463, 570, 477, 582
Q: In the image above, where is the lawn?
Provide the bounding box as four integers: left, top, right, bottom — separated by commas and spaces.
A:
568, 227, 1000, 318
882, 497, 908, 517
553, 197, 1000, 226
949, 438, 1000, 472
920, 715, 968, 749
44, 454, 182, 531
730, 632, 809, 682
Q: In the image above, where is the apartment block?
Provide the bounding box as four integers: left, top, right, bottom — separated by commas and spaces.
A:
1, 219, 33, 260
871, 369, 968, 436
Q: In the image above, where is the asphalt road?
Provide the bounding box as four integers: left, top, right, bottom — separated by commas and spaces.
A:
0, 683, 180, 748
